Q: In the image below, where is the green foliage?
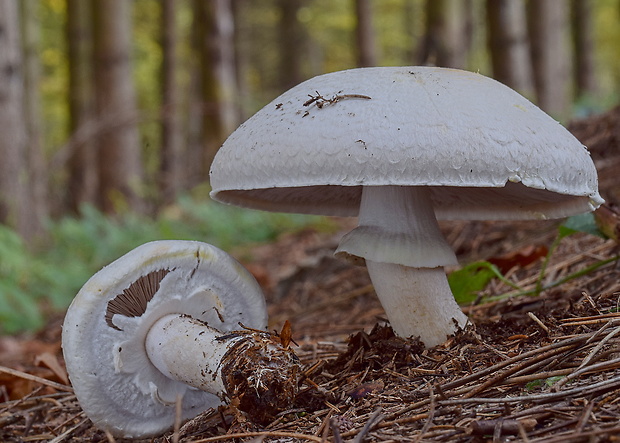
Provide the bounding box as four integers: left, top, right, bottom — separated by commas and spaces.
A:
0, 226, 45, 332
558, 212, 605, 239
525, 375, 564, 391
0, 196, 327, 335
451, 213, 618, 305
449, 261, 502, 304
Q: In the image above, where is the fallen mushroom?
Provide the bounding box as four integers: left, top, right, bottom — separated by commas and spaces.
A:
209, 66, 603, 347
62, 240, 299, 438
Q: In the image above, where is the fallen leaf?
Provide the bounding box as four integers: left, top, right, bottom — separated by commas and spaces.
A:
35, 352, 69, 385
487, 244, 548, 273
279, 320, 293, 349
594, 205, 620, 241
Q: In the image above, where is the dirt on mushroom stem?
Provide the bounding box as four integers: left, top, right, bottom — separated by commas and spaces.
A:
220, 329, 301, 425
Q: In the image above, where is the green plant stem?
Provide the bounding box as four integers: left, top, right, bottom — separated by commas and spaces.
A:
534, 234, 563, 296
486, 263, 523, 291
485, 255, 620, 303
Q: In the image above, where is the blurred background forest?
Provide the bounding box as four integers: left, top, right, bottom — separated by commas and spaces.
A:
0, 0, 619, 333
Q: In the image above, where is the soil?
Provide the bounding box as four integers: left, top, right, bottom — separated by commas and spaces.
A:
1, 106, 620, 442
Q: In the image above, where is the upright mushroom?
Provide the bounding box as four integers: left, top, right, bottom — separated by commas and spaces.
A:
62, 240, 299, 438
209, 66, 603, 347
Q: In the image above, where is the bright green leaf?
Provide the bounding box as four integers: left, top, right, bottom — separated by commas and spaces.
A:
449, 261, 499, 304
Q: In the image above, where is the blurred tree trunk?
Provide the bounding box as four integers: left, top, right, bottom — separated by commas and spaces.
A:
571, 0, 597, 99
418, 0, 466, 68
232, 0, 250, 121
67, 0, 97, 213
0, 0, 34, 239
160, 0, 183, 204
528, 0, 572, 118
354, 0, 378, 67
92, 0, 144, 213
279, 0, 305, 89
486, 0, 534, 97
21, 0, 47, 237
194, 0, 238, 175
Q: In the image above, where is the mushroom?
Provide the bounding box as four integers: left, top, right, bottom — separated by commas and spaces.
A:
62, 240, 299, 438
209, 66, 603, 347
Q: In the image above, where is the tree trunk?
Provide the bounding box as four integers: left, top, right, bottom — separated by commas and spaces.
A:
571, 0, 597, 99
195, 0, 238, 174
279, 0, 305, 89
159, 0, 183, 204
21, 0, 47, 237
419, 0, 466, 68
67, 0, 97, 213
0, 0, 33, 239
528, 0, 572, 118
92, 0, 143, 213
354, 0, 378, 67
486, 0, 534, 97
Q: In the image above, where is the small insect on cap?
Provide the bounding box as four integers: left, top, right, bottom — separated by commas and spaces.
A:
62, 240, 267, 438
210, 66, 602, 220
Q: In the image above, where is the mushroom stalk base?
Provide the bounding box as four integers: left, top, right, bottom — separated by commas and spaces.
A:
366, 261, 467, 346
146, 314, 300, 424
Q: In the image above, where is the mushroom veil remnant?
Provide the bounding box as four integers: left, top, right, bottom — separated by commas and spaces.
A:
209, 66, 603, 347
62, 240, 299, 438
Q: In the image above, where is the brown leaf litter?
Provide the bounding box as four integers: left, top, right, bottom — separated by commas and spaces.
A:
2, 106, 620, 441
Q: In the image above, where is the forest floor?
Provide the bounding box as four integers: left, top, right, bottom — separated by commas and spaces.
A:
2, 107, 620, 442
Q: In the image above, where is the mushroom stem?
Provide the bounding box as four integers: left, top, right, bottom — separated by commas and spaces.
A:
145, 313, 300, 423
366, 261, 466, 345
145, 314, 241, 397
336, 186, 467, 346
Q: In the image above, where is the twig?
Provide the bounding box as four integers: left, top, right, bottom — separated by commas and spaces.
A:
487, 254, 620, 302
47, 418, 89, 443
330, 417, 344, 443
414, 385, 436, 442
173, 394, 182, 443
438, 334, 589, 393
191, 431, 324, 442
553, 356, 620, 389
352, 408, 384, 443
527, 312, 550, 334
575, 400, 594, 433
553, 323, 620, 391
0, 365, 73, 393
462, 344, 576, 398
439, 373, 620, 406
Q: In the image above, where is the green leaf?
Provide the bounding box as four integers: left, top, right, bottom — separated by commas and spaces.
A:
559, 213, 605, 239
449, 261, 499, 304
525, 375, 565, 391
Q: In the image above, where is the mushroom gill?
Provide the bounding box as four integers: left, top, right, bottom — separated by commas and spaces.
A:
105, 269, 171, 330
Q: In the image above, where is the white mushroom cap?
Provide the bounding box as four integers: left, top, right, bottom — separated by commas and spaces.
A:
62, 240, 267, 438
210, 66, 602, 220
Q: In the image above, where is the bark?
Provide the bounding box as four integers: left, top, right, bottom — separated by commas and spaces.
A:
231, 0, 250, 121
67, 0, 97, 212
195, 0, 238, 174
279, 0, 304, 89
92, 0, 144, 213
21, 0, 47, 237
0, 0, 32, 238
354, 0, 378, 67
159, 0, 183, 203
528, 0, 572, 118
486, 0, 534, 97
419, 0, 466, 68
571, 0, 597, 98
